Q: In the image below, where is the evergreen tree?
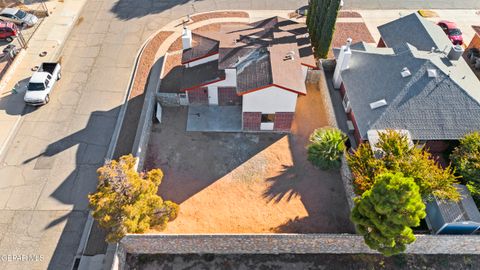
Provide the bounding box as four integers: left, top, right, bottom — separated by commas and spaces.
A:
351, 172, 426, 256
312, 0, 329, 49
316, 0, 341, 58
89, 154, 179, 243
451, 131, 480, 205
306, 0, 316, 30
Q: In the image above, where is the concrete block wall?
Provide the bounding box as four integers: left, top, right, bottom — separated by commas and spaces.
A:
157, 93, 180, 106
115, 233, 480, 269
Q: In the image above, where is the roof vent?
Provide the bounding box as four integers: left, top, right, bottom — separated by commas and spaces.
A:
284, 51, 295, 61
401, 67, 411, 77
370, 99, 388, 110
427, 69, 437, 78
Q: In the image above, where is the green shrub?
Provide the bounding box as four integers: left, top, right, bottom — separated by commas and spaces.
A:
351, 172, 426, 256
307, 127, 347, 170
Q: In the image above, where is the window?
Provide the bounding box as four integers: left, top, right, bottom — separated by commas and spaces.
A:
261, 114, 275, 123
45, 79, 50, 86
15, 10, 26, 19
28, 82, 45, 91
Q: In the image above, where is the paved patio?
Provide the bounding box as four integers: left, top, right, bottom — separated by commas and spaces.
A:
186, 105, 242, 132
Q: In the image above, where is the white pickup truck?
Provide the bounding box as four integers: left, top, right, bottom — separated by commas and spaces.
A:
24, 62, 61, 106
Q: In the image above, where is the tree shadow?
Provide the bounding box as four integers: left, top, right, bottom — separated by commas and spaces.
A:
110, 0, 204, 21
263, 135, 355, 233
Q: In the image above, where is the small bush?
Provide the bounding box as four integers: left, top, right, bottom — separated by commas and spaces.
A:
307, 127, 346, 170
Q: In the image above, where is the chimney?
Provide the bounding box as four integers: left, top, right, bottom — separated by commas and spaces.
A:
333, 38, 352, 89
182, 26, 192, 50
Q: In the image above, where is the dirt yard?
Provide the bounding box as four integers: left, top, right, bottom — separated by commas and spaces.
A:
145, 81, 354, 234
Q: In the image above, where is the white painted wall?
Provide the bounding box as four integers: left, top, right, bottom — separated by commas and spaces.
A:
302, 65, 309, 81
242, 86, 298, 113
208, 86, 218, 105
208, 68, 237, 87
186, 54, 219, 67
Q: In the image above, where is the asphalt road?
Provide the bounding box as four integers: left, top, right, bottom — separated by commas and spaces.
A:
0, 0, 478, 269
344, 0, 480, 9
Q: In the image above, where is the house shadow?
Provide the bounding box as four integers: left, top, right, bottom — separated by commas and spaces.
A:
18, 88, 148, 268
111, 0, 205, 20
263, 134, 355, 233
147, 107, 285, 204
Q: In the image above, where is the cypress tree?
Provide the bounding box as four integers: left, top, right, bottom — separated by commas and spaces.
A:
311, 0, 329, 49
306, 0, 316, 30
316, 0, 341, 58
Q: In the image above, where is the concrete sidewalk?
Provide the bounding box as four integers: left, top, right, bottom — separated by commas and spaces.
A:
0, 0, 86, 162
358, 9, 479, 45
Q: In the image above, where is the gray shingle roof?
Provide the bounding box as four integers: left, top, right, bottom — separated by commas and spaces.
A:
335, 12, 480, 141
340, 45, 480, 140
378, 12, 452, 52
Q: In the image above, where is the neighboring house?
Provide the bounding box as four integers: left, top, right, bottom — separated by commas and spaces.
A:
426, 185, 480, 235
159, 16, 315, 132
332, 12, 480, 150
463, 25, 480, 59
463, 25, 480, 79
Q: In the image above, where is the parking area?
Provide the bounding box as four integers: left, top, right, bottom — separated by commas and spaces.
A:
145, 81, 354, 234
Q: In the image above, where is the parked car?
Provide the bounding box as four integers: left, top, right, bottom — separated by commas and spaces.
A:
0, 22, 17, 42
24, 62, 62, 106
0, 8, 38, 27
437, 20, 463, 45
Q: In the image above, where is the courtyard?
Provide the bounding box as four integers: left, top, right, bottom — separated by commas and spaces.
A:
145, 80, 354, 234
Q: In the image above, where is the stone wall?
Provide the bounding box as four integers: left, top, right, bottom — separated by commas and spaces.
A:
132, 57, 164, 170
116, 233, 480, 266
340, 154, 356, 211
157, 93, 181, 106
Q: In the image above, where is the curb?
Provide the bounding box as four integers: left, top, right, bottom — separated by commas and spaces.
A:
77, 26, 163, 270
0, 0, 87, 163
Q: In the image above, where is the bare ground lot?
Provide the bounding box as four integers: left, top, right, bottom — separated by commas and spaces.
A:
127, 253, 480, 270
145, 82, 354, 233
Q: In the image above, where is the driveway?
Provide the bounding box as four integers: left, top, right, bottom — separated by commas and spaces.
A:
145, 82, 354, 234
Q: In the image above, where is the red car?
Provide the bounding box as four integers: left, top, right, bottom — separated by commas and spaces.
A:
0, 22, 17, 42
437, 20, 463, 45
